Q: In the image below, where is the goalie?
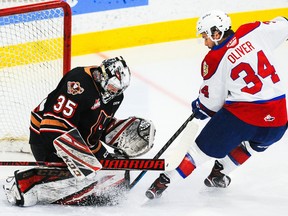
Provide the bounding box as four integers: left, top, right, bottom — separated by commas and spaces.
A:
3, 56, 156, 207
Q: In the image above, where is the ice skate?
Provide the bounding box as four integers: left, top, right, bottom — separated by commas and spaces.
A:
204, 160, 231, 188
145, 173, 170, 199
3, 175, 21, 206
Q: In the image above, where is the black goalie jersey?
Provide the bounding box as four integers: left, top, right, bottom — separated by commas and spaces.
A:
29, 67, 123, 161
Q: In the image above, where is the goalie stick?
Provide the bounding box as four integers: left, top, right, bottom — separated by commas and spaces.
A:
0, 159, 165, 171
129, 113, 195, 190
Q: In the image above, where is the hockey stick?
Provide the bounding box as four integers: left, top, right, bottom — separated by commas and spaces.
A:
0, 158, 165, 171
129, 113, 195, 190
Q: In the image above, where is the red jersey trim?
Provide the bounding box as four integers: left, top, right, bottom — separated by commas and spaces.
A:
224, 98, 287, 127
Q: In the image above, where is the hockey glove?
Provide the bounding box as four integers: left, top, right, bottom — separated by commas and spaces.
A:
191, 98, 209, 120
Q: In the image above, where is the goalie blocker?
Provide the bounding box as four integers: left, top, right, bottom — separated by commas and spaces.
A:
53, 116, 156, 179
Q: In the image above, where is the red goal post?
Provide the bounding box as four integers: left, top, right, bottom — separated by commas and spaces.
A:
0, 0, 72, 152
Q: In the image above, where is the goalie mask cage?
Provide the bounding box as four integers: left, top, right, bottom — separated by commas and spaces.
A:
0, 0, 71, 152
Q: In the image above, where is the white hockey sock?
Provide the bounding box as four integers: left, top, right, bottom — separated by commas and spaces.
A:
164, 142, 210, 181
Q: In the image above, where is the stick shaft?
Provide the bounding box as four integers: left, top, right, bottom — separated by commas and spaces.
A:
129, 113, 195, 189
0, 158, 165, 171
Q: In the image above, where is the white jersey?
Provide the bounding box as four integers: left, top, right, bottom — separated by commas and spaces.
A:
198, 17, 288, 127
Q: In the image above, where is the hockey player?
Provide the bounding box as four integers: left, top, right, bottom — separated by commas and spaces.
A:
145, 11, 288, 199
3, 56, 156, 206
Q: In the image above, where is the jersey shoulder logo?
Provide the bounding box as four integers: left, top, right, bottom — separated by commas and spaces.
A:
202, 61, 209, 77
226, 36, 238, 48
67, 81, 84, 95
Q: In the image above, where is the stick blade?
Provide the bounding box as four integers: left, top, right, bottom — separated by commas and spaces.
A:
164, 121, 199, 171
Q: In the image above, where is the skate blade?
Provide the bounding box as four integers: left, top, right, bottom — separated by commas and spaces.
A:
140, 197, 152, 206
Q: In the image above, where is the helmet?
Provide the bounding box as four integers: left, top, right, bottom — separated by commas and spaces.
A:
196, 10, 231, 42
96, 56, 131, 104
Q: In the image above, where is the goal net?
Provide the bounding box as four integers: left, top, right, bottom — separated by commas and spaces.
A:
0, 0, 71, 152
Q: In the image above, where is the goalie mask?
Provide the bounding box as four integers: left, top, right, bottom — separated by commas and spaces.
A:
94, 56, 131, 104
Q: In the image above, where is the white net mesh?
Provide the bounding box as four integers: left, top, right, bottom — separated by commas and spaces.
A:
0, 1, 71, 152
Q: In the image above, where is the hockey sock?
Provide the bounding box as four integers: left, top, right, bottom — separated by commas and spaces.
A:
176, 153, 196, 178
228, 142, 251, 166
219, 141, 254, 174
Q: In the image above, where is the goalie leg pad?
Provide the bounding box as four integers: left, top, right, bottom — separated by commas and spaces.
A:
3, 167, 73, 206
105, 117, 156, 157
55, 170, 130, 206
3, 167, 129, 206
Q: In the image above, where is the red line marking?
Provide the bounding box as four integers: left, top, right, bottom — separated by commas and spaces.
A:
97, 53, 190, 108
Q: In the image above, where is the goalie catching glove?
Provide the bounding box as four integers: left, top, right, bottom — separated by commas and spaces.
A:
104, 116, 156, 158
